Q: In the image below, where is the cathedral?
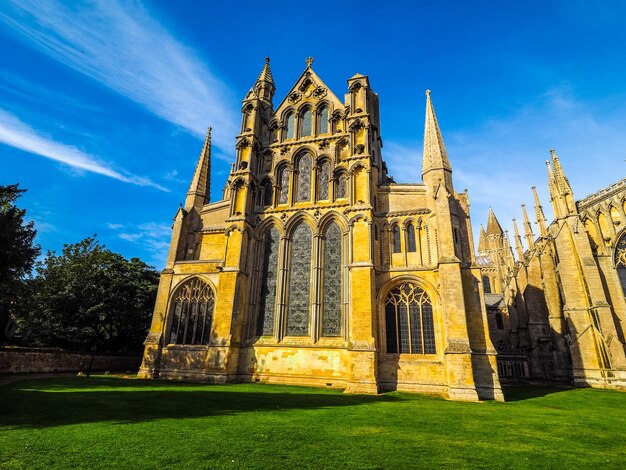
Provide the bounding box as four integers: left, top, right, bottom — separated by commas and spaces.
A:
139, 57, 626, 399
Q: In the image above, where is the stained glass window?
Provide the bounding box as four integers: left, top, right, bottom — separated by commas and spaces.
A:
168, 278, 215, 345
301, 108, 312, 137
285, 112, 295, 139
615, 232, 626, 297
286, 222, 312, 336
263, 180, 273, 206
296, 155, 311, 202
407, 224, 416, 252
482, 275, 492, 294
318, 162, 329, 200
385, 283, 435, 354
279, 167, 289, 204
392, 226, 401, 253
256, 228, 279, 336
322, 223, 342, 336
319, 106, 329, 134
337, 173, 347, 199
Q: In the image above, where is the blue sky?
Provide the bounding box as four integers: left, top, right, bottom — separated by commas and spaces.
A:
1, 0, 625, 268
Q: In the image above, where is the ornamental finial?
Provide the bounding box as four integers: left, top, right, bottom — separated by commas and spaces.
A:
305, 56, 314, 67
426, 89, 431, 96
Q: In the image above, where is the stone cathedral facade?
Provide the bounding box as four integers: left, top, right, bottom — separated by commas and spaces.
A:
138, 58, 505, 401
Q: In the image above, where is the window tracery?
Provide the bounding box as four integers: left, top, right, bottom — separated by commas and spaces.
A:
322, 223, 342, 336
385, 283, 435, 354
336, 173, 347, 199
318, 162, 330, 200
296, 155, 312, 202
286, 222, 313, 336
279, 167, 289, 204
168, 278, 215, 345
257, 228, 280, 336
615, 231, 626, 297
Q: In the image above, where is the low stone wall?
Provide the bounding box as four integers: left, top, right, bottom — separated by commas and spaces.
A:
0, 347, 141, 374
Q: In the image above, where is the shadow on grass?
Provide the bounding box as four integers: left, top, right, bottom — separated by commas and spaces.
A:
501, 384, 573, 402
0, 377, 401, 429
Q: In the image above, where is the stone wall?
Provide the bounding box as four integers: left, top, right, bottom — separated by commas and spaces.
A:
0, 347, 141, 374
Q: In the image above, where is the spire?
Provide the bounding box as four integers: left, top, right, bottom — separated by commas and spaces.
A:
532, 186, 548, 237
185, 127, 212, 210
252, 57, 275, 102
513, 219, 524, 261
550, 148, 572, 196
478, 225, 488, 254
521, 204, 535, 249
422, 90, 452, 176
486, 208, 504, 237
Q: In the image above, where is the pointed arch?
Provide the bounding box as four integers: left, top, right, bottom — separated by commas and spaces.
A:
283, 110, 295, 140
295, 153, 312, 202
256, 225, 281, 336
277, 164, 290, 204
167, 277, 215, 345
615, 230, 626, 298
392, 224, 402, 253
286, 221, 313, 336
317, 160, 330, 201
322, 221, 343, 336
300, 106, 313, 137
317, 103, 329, 135
406, 223, 417, 252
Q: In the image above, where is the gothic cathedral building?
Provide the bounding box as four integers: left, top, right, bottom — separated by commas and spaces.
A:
138, 58, 505, 401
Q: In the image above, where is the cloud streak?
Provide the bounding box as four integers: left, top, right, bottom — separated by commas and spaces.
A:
0, 108, 167, 191
0, 0, 239, 150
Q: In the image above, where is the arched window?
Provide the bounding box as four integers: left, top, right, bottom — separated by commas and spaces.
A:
407, 224, 416, 252
615, 231, 626, 297
285, 112, 295, 140
278, 167, 289, 204
318, 105, 329, 134
318, 161, 330, 200
286, 222, 313, 335
336, 173, 347, 199
322, 223, 342, 336
296, 154, 312, 202
257, 227, 280, 336
482, 275, 492, 294
495, 312, 504, 330
262, 179, 273, 206
392, 225, 401, 253
301, 108, 312, 137
385, 283, 435, 354
168, 278, 215, 345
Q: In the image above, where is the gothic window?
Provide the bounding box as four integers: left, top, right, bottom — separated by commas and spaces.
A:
615, 232, 626, 297
296, 154, 312, 202
495, 312, 505, 330
385, 283, 435, 354
256, 227, 280, 336
318, 162, 330, 201
168, 278, 215, 345
285, 112, 295, 140
279, 167, 289, 204
286, 222, 313, 336
322, 223, 342, 336
483, 275, 492, 294
407, 224, 417, 252
263, 179, 273, 206
336, 173, 347, 199
392, 225, 401, 253
301, 108, 313, 137
318, 105, 329, 134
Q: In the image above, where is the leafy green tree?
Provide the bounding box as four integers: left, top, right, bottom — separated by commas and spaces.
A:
15, 237, 159, 353
0, 184, 40, 344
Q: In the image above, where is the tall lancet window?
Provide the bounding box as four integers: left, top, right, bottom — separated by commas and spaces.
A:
322, 223, 342, 336
278, 167, 289, 204
301, 108, 313, 137
336, 173, 347, 199
318, 106, 329, 134
407, 224, 417, 252
285, 112, 295, 140
392, 225, 401, 253
168, 278, 215, 345
296, 154, 312, 202
262, 179, 273, 206
385, 283, 435, 354
318, 162, 330, 201
615, 232, 626, 297
286, 222, 312, 336
256, 227, 280, 336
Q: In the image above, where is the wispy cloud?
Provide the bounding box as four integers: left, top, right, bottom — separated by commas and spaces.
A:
0, 108, 167, 191
114, 222, 171, 267
0, 0, 239, 150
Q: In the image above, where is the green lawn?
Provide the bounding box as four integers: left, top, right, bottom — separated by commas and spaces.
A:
1, 377, 625, 469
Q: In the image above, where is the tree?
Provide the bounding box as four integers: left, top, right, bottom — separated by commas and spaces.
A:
0, 184, 40, 343
14, 237, 159, 353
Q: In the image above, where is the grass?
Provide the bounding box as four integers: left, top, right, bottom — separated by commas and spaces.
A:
1, 377, 625, 469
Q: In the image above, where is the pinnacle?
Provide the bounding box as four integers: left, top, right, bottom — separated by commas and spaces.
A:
256, 56, 274, 84
422, 90, 451, 175
486, 208, 504, 236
